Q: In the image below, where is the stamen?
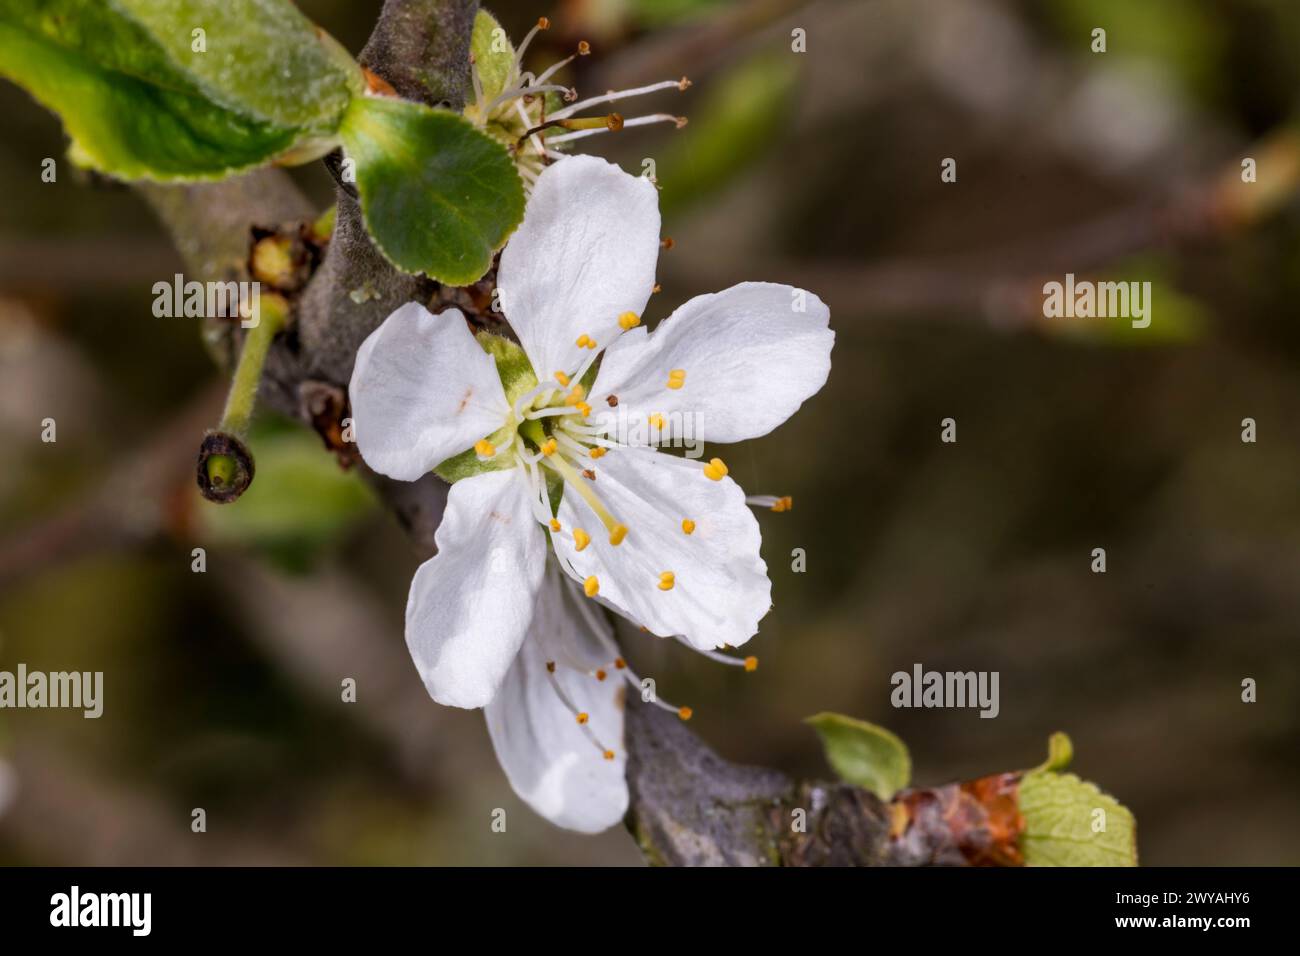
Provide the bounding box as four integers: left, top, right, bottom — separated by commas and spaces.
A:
554, 371, 570, 386
612, 659, 693, 721
474, 438, 496, 457
703, 457, 728, 481
543, 657, 617, 759
532, 52, 577, 88
672, 636, 759, 671
540, 438, 558, 456
566, 383, 586, 404
658, 571, 675, 591
484, 82, 573, 119
648, 412, 666, 430
575, 401, 592, 417
583, 575, 600, 597
618, 311, 640, 330
549, 518, 562, 532
575, 333, 596, 349
609, 524, 628, 546
543, 451, 624, 537
573, 528, 591, 551
666, 369, 686, 390
590, 447, 606, 459
544, 113, 685, 145
746, 494, 793, 512
551, 78, 691, 121
681, 518, 696, 534
513, 17, 549, 71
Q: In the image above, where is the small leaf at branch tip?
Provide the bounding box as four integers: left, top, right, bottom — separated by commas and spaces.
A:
805, 712, 911, 800
1030, 731, 1074, 774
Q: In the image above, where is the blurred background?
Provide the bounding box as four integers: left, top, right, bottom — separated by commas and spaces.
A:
1, 0, 1298, 865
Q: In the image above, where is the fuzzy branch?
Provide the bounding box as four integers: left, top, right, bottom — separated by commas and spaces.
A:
135, 0, 1012, 867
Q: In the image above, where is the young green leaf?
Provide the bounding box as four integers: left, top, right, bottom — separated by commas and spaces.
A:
805, 712, 912, 800
339, 95, 525, 284
1018, 770, 1138, 866
0, 0, 361, 180
469, 9, 515, 107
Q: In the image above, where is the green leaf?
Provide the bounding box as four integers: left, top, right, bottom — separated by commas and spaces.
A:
0, 0, 360, 180
340, 95, 525, 284
469, 9, 515, 106
805, 712, 911, 800
433, 332, 535, 484
1018, 770, 1138, 866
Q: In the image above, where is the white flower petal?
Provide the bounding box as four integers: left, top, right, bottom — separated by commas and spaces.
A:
554, 450, 769, 649
497, 155, 660, 382
406, 469, 546, 708
590, 282, 833, 445
349, 302, 510, 481
485, 568, 628, 833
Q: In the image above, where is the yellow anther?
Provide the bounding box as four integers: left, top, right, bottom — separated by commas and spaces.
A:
658, 571, 675, 591
681, 518, 696, 535
703, 457, 728, 481
603, 749, 615, 761
666, 369, 686, 390
583, 575, 599, 597
648, 412, 666, 430
589, 447, 607, 459
576, 712, 589, 724
772, 495, 794, 513
609, 524, 628, 546
744, 656, 758, 672
554, 371, 570, 386
573, 528, 591, 552
566, 383, 586, 404
618, 311, 641, 330
549, 518, 561, 532
540, 438, 557, 457
576, 401, 592, 417
575, 333, 592, 348
595, 669, 607, 681
677, 706, 693, 721
474, 438, 495, 457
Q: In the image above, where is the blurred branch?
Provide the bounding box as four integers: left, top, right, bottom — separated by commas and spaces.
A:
0, 385, 223, 593
664, 152, 1282, 330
